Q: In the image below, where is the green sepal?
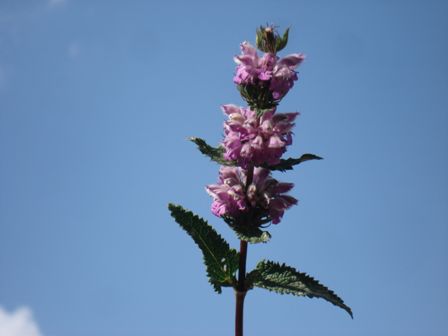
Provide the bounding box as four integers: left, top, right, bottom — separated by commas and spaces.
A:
256, 26, 289, 53
231, 223, 271, 244
275, 27, 290, 52
247, 260, 353, 318
237, 84, 278, 112
266, 154, 323, 172
189, 137, 235, 166
255, 26, 276, 53
222, 216, 271, 244
168, 204, 239, 293
234, 228, 271, 244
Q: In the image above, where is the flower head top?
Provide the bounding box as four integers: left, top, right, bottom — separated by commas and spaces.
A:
255, 25, 289, 54
233, 42, 277, 85
233, 41, 304, 107
206, 166, 297, 225
221, 104, 299, 168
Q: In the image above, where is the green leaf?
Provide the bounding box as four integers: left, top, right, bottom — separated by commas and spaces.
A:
267, 154, 323, 172
275, 27, 290, 52
222, 216, 271, 244
168, 203, 239, 293
248, 260, 353, 318
231, 225, 271, 244
189, 137, 235, 166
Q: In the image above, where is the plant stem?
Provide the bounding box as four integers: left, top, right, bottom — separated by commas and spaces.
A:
235, 165, 254, 336
235, 240, 248, 336
237, 240, 248, 291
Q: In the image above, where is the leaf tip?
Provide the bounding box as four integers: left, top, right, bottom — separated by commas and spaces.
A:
346, 306, 354, 319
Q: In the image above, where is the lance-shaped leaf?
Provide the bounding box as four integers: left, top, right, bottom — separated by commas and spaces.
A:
247, 260, 353, 318
275, 27, 290, 52
168, 203, 239, 293
267, 154, 323, 172
189, 137, 235, 166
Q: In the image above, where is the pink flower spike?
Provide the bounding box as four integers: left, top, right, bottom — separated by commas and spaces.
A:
206, 167, 297, 225
221, 106, 297, 168
233, 40, 304, 102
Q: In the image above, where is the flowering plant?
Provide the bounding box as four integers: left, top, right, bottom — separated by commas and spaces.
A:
168, 25, 352, 336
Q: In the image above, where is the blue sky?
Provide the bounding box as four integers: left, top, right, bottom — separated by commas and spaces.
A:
1, 0, 447, 335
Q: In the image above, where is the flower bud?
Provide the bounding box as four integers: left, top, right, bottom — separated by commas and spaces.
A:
255, 25, 290, 53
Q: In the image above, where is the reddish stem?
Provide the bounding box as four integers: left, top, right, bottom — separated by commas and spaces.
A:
235, 240, 248, 336
235, 165, 254, 336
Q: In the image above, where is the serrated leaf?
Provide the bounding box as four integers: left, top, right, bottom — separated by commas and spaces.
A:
248, 260, 353, 318
189, 137, 235, 166
267, 154, 323, 172
168, 203, 239, 293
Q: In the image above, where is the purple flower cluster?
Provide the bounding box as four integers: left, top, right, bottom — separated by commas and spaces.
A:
233, 41, 304, 100
206, 29, 303, 227
206, 167, 297, 224
221, 104, 298, 168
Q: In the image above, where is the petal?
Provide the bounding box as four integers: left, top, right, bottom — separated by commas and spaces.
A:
221, 104, 241, 115
268, 135, 285, 148
251, 135, 264, 149
278, 53, 305, 68
253, 167, 270, 184
273, 182, 295, 194
279, 195, 298, 207
240, 142, 252, 157
274, 112, 299, 123
240, 41, 257, 56
235, 54, 257, 66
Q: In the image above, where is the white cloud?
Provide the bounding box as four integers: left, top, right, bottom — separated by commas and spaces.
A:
0, 306, 42, 336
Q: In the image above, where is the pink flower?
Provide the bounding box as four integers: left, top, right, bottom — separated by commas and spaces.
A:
270, 54, 305, 100
233, 42, 275, 85
221, 104, 299, 168
248, 167, 298, 224
206, 166, 247, 218
233, 42, 305, 101
206, 167, 297, 224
